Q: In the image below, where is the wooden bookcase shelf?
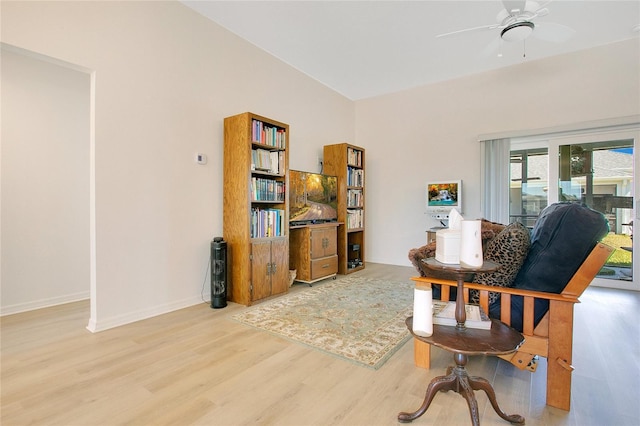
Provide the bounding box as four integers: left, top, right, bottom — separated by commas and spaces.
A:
223, 112, 290, 305
323, 143, 365, 274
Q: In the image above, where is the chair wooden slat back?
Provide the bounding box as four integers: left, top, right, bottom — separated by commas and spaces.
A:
410, 242, 614, 411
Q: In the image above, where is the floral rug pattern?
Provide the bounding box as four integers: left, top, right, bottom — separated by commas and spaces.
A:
231, 276, 414, 369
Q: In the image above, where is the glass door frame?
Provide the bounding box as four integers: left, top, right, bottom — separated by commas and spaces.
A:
511, 128, 639, 291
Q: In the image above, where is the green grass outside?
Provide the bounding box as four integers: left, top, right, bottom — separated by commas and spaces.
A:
601, 233, 632, 267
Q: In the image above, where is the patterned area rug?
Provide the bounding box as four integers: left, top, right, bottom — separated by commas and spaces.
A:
231, 276, 414, 369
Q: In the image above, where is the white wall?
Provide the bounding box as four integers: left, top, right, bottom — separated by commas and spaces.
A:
1, 1, 354, 330
3, 1, 638, 327
1, 49, 90, 314
357, 38, 640, 266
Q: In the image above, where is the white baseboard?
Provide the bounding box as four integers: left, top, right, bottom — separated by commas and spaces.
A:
1, 292, 211, 333
86, 296, 209, 333
0, 291, 90, 316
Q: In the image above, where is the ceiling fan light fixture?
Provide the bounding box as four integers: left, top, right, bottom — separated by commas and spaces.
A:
501, 21, 534, 42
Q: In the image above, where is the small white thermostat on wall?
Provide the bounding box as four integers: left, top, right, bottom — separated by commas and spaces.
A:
195, 153, 207, 165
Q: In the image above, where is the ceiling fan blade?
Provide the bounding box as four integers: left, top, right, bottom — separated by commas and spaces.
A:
436, 23, 501, 38
533, 22, 576, 42
528, 0, 552, 19
532, 7, 549, 18
505, 0, 550, 20
534, 1, 553, 11
502, 0, 527, 15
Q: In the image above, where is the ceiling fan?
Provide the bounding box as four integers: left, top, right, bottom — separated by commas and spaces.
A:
437, 0, 575, 46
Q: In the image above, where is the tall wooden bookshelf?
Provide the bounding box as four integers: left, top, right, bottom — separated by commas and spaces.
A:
223, 112, 290, 305
323, 143, 365, 274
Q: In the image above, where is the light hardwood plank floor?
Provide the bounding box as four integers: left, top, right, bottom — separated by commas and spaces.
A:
2, 263, 639, 425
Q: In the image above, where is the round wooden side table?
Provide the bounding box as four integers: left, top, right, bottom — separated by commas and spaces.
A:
398, 259, 525, 426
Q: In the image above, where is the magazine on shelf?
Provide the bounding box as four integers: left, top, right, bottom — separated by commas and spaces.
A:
432, 301, 492, 330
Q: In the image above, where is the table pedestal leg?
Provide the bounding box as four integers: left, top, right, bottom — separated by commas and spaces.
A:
468, 375, 525, 424
398, 373, 457, 423
398, 353, 525, 425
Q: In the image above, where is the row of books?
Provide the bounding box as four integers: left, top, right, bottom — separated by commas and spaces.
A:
347, 167, 364, 187
251, 208, 285, 238
347, 188, 363, 208
347, 147, 363, 167
347, 209, 364, 229
251, 178, 285, 202
252, 119, 286, 148
252, 149, 284, 175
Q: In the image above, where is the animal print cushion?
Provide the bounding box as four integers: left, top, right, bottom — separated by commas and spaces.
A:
408, 219, 506, 279
470, 222, 531, 305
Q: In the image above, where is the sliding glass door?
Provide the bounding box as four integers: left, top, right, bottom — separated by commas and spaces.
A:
510, 147, 549, 229
510, 129, 637, 290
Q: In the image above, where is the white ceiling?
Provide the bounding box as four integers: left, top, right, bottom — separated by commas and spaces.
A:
181, 1, 640, 100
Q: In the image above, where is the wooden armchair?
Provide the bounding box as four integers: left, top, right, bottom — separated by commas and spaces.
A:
411, 242, 614, 411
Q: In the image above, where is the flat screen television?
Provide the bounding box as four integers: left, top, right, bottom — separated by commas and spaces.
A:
289, 170, 338, 226
426, 180, 462, 216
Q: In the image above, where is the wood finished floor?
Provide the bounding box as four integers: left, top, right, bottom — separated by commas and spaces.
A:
2, 263, 639, 426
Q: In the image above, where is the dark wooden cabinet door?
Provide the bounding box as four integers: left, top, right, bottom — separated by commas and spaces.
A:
270, 238, 289, 296
324, 227, 338, 257
251, 240, 272, 302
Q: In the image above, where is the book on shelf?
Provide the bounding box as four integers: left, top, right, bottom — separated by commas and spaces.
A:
346, 208, 364, 229
347, 147, 362, 167
347, 167, 364, 187
347, 188, 363, 207
251, 149, 284, 175
251, 177, 285, 202
432, 301, 492, 330
251, 119, 286, 148
251, 208, 285, 238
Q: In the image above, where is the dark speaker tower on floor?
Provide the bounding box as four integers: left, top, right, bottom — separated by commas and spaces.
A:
210, 237, 227, 309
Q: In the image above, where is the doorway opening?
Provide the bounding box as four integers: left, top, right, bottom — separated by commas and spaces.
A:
1, 43, 96, 327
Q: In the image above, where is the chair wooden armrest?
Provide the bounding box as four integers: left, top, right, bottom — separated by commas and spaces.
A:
410, 242, 614, 411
